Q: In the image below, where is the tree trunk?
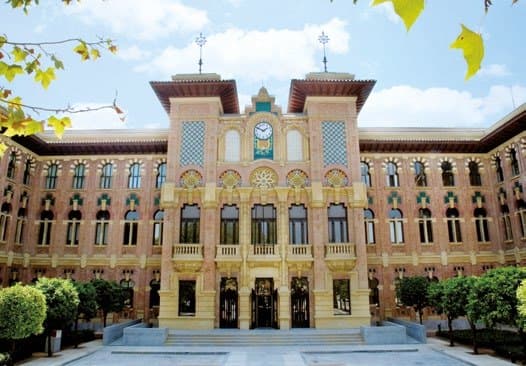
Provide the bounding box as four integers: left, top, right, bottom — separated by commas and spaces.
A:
469, 320, 478, 354
47, 328, 53, 357
74, 316, 79, 348
519, 328, 526, 356
418, 308, 423, 324
103, 311, 107, 327
447, 316, 454, 347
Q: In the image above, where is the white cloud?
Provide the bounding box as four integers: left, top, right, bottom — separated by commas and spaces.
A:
225, 0, 243, 7
371, 2, 401, 25
117, 46, 152, 61
136, 18, 349, 81
479, 64, 511, 77
64, 0, 209, 41
62, 103, 128, 130
359, 84, 526, 128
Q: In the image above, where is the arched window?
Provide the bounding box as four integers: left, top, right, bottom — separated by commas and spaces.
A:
220, 205, 239, 244
495, 157, 504, 182
389, 209, 404, 244
328, 204, 348, 243
152, 210, 164, 246
474, 207, 490, 242
23, 159, 31, 185
361, 162, 371, 187
95, 210, 110, 245
100, 163, 113, 189
0, 202, 12, 242
368, 277, 379, 306
224, 130, 241, 162
501, 204, 513, 241
510, 148, 520, 176
468, 161, 482, 186
38, 210, 54, 245
441, 161, 455, 186
120, 278, 135, 308
149, 278, 161, 309
45, 163, 59, 189
418, 208, 433, 244
15, 207, 26, 244
128, 163, 141, 189
6, 151, 16, 179
72, 163, 86, 189
414, 162, 427, 187
286, 130, 303, 161
289, 204, 308, 244
180, 204, 200, 243
123, 210, 139, 245
156, 163, 166, 189
518, 200, 526, 238
446, 207, 462, 243
251, 204, 276, 244
386, 162, 399, 187
66, 210, 82, 245
364, 209, 375, 244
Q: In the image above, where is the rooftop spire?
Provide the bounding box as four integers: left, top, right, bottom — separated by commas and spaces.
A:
318, 31, 330, 73
195, 32, 207, 74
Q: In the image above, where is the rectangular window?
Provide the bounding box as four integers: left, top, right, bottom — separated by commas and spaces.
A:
123, 221, 138, 245
502, 215, 513, 241
38, 220, 52, 245
179, 280, 196, 316
251, 204, 277, 245
15, 217, 25, 244
0, 214, 9, 242
333, 279, 351, 315
95, 221, 109, 245
66, 221, 80, 245
180, 205, 200, 244
220, 205, 239, 244
153, 221, 163, 246
328, 204, 348, 243
289, 205, 308, 244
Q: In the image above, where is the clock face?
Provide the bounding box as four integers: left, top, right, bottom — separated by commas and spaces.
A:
254, 122, 273, 140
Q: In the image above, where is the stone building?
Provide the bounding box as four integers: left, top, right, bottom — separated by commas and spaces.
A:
0, 71, 525, 330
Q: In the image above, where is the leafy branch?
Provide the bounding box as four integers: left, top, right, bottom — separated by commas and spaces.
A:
0, 0, 121, 155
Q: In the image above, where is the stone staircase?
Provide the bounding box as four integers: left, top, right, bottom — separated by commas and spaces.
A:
165, 328, 364, 347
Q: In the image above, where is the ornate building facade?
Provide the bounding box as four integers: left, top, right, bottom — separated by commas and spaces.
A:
0, 72, 525, 330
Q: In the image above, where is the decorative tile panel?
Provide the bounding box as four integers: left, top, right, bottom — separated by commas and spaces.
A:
322, 121, 347, 167
180, 121, 205, 167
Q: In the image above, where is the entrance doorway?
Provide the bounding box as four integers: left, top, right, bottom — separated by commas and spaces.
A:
291, 277, 309, 328
219, 277, 238, 328
251, 278, 278, 328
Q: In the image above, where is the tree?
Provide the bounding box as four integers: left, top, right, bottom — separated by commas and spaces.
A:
468, 267, 526, 354
518, 279, 526, 331
91, 279, 126, 328
72, 281, 98, 348
398, 276, 429, 324
429, 276, 478, 348
332, 0, 520, 80
0, 0, 120, 155
34, 278, 79, 357
0, 284, 46, 354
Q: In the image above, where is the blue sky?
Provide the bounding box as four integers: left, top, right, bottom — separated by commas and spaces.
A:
1, 0, 525, 130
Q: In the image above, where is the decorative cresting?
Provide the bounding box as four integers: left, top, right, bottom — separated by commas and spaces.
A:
97, 193, 111, 206
42, 160, 62, 176
7, 146, 22, 162
180, 121, 205, 167
489, 152, 501, 169
250, 167, 277, 188
416, 192, 430, 208
125, 158, 144, 172
410, 157, 429, 171
464, 157, 484, 170
504, 143, 518, 160
286, 169, 309, 188
153, 158, 166, 175
321, 121, 348, 167
471, 191, 485, 207
69, 193, 83, 206
219, 169, 241, 188
126, 193, 140, 207
361, 157, 374, 170
69, 159, 89, 173
387, 191, 401, 207
444, 192, 458, 207
324, 168, 348, 188
520, 137, 526, 155
437, 157, 457, 171
180, 169, 203, 188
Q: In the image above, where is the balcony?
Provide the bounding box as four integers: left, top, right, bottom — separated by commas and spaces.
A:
324, 243, 356, 271
286, 244, 313, 271
247, 244, 280, 265
172, 243, 203, 272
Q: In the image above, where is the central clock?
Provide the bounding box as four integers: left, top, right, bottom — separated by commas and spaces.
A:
254, 122, 273, 140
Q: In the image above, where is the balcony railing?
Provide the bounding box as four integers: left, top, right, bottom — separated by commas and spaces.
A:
173, 243, 203, 257
288, 244, 312, 257
325, 243, 355, 258
250, 244, 278, 256
216, 244, 240, 258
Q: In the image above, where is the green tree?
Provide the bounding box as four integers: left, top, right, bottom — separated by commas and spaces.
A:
429, 276, 478, 348
518, 279, 526, 331
468, 267, 526, 354
35, 277, 79, 357
0, 284, 46, 354
0, 0, 120, 155
398, 276, 429, 324
72, 281, 98, 348
91, 279, 126, 327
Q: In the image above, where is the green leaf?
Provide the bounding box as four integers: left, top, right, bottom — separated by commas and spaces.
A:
12, 46, 28, 62
51, 55, 64, 70
3, 64, 24, 82
34, 67, 56, 89
47, 115, 71, 139
450, 24, 484, 80
90, 48, 101, 60
372, 0, 425, 31
0, 36, 7, 48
